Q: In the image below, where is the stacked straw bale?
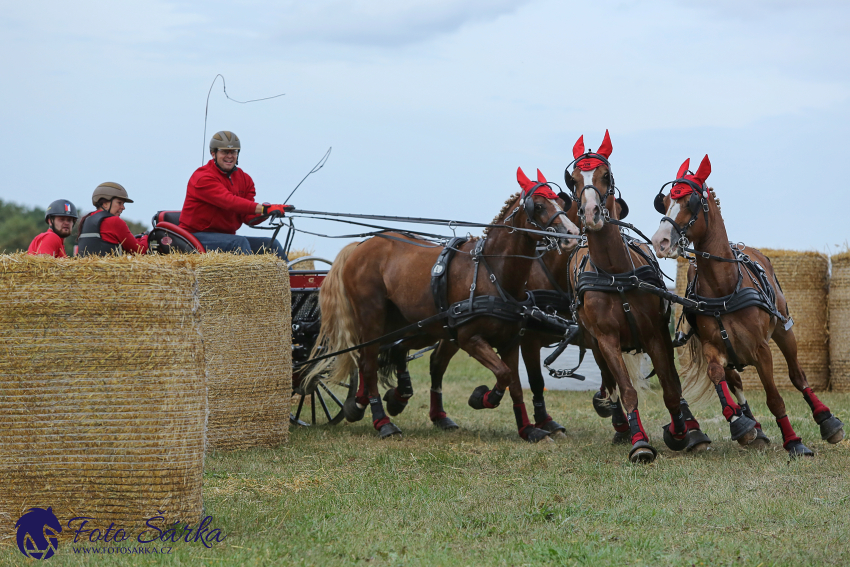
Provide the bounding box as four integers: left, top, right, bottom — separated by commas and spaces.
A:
0, 254, 206, 540
191, 253, 292, 452
829, 253, 850, 392
674, 249, 829, 391
288, 248, 315, 270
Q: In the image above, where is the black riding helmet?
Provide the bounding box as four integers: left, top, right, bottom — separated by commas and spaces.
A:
45, 200, 79, 225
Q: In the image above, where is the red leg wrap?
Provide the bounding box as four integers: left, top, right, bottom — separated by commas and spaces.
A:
394, 388, 409, 402
803, 387, 831, 422
534, 415, 554, 429
429, 389, 447, 421
668, 412, 687, 439
373, 416, 391, 430
356, 372, 368, 406
514, 404, 533, 439
483, 390, 500, 409
685, 419, 701, 431
776, 415, 802, 449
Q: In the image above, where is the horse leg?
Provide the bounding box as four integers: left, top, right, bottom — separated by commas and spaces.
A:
751, 342, 812, 457
645, 331, 690, 452
701, 341, 758, 446
383, 348, 414, 417
428, 340, 460, 430
343, 368, 368, 423
726, 368, 770, 449
521, 336, 566, 437
595, 335, 656, 463
773, 325, 844, 443
464, 337, 549, 442
591, 341, 629, 443
360, 343, 402, 439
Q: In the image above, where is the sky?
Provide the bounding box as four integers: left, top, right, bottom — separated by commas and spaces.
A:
2, 0, 849, 270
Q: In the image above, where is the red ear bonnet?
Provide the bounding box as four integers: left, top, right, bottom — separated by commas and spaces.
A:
670, 155, 712, 199
574, 130, 612, 171
516, 167, 558, 200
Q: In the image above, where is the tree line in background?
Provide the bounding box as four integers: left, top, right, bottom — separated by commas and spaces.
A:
0, 199, 148, 256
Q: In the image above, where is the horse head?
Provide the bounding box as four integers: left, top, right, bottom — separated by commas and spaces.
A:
651, 154, 712, 258
514, 167, 580, 250
565, 130, 617, 231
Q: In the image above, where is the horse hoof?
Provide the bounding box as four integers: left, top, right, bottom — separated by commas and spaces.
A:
819, 415, 844, 443
343, 397, 366, 422
786, 440, 814, 458
747, 428, 771, 450
382, 389, 408, 417
730, 415, 758, 441
378, 422, 403, 439
468, 385, 489, 410
662, 424, 689, 452
432, 416, 459, 431
523, 427, 551, 443
629, 440, 658, 464
592, 391, 613, 418
685, 429, 712, 452
736, 428, 758, 446
612, 430, 630, 445
538, 419, 566, 435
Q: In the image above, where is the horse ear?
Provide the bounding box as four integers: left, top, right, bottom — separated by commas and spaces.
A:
572, 135, 585, 159
694, 154, 711, 185
516, 166, 533, 193
536, 168, 548, 185
597, 129, 612, 159
676, 158, 690, 179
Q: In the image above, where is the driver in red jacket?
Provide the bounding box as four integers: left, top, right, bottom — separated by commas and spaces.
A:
28, 199, 79, 257
179, 131, 290, 258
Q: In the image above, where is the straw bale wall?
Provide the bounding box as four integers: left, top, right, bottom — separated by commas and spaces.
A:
829, 253, 850, 392
0, 254, 206, 540
192, 253, 292, 452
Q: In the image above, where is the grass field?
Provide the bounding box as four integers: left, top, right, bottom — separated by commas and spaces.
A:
3, 356, 849, 566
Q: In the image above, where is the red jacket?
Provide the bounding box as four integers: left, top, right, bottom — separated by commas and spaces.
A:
180, 160, 259, 234
100, 215, 149, 254
28, 230, 67, 257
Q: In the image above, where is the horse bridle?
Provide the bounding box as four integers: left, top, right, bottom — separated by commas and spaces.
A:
653, 176, 709, 250
563, 152, 616, 224
504, 182, 572, 245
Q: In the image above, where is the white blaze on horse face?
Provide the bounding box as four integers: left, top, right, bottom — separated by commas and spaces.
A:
651, 201, 680, 258
580, 169, 605, 229
549, 198, 578, 235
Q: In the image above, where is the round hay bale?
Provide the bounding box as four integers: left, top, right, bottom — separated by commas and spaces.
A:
737, 249, 829, 391
288, 248, 315, 270
0, 254, 206, 541
192, 253, 292, 452
829, 252, 850, 392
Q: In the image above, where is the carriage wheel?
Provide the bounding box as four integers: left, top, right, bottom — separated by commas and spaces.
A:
290, 370, 357, 427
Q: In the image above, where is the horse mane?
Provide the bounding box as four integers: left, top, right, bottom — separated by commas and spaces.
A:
483, 191, 521, 237
708, 187, 720, 212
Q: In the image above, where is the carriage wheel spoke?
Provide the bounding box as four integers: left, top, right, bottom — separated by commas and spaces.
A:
294, 394, 306, 421
311, 391, 316, 424
318, 380, 345, 409
316, 389, 334, 422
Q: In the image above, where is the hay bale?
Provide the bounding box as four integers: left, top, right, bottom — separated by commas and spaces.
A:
829, 253, 850, 392
288, 248, 315, 270
737, 249, 829, 391
0, 254, 206, 540
674, 257, 690, 322
192, 253, 292, 452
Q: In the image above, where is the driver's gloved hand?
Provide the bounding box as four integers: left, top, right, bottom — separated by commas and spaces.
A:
263, 204, 294, 218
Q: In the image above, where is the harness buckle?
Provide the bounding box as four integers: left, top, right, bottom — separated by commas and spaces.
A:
703, 201, 709, 213
720, 329, 728, 340
519, 328, 526, 337
469, 283, 476, 292
623, 303, 631, 312
489, 274, 496, 283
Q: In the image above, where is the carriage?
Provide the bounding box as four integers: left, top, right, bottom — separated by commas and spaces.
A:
146, 210, 356, 427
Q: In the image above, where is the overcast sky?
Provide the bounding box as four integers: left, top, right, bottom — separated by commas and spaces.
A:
2, 0, 848, 267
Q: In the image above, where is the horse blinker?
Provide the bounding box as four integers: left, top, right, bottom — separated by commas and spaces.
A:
653, 193, 666, 215
615, 197, 629, 220
558, 191, 573, 210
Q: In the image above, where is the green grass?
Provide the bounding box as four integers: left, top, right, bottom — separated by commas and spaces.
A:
3, 356, 849, 566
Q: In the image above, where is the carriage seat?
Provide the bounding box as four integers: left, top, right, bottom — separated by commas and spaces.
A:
152, 210, 181, 227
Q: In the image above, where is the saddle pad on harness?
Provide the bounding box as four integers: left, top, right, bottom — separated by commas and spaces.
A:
431, 237, 469, 313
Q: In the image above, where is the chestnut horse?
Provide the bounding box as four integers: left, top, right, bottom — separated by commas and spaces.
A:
566, 131, 709, 463
306, 169, 580, 441
651, 155, 844, 456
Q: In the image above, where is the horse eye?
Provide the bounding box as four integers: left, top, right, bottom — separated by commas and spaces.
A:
534, 203, 544, 211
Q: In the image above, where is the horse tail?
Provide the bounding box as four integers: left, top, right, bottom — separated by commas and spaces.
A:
303, 242, 361, 387
622, 352, 653, 400
678, 334, 714, 407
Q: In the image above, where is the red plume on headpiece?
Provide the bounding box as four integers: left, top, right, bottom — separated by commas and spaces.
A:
516, 167, 558, 200
574, 130, 612, 171
670, 155, 712, 199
